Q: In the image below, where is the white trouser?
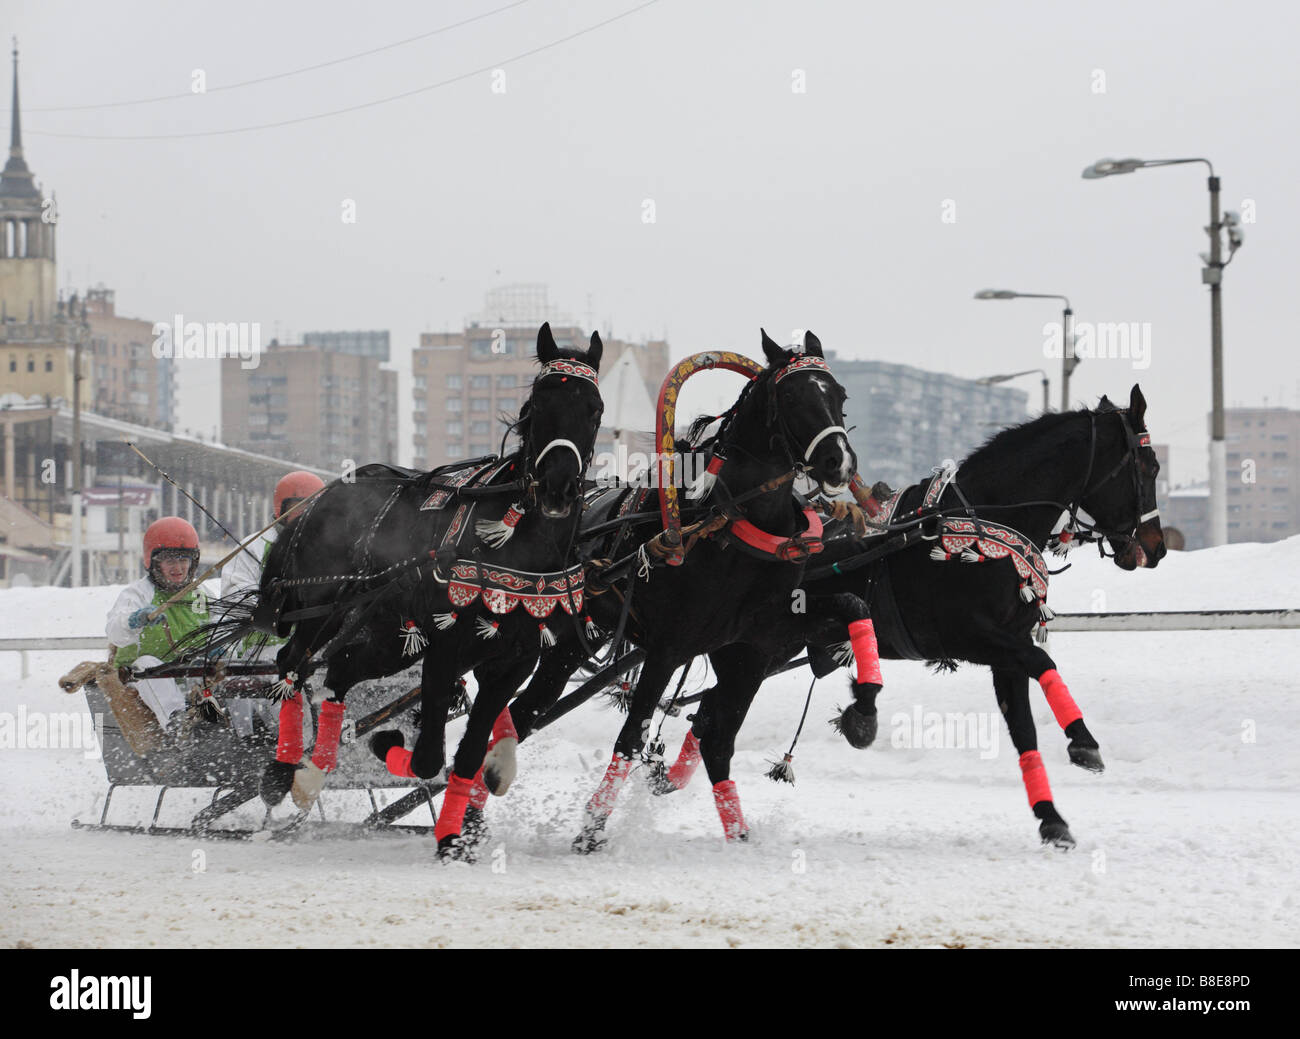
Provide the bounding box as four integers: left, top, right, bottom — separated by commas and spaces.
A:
131, 655, 187, 726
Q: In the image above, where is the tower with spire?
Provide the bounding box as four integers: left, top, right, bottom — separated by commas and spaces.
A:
1, 39, 56, 327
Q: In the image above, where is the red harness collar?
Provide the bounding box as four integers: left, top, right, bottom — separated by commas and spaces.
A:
726, 508, 825, 562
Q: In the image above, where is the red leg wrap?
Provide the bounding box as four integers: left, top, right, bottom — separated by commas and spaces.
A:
385, 746, 416, 779
311, 699, 345, 772
585, 754, 632, 818
490, 706, 517, 745
712, 780, 748, 841
1038, 669, 1082, 729
1019, 750, 1053, 807
469, 768, 490, 811
435, 773, 477, 842
276, 692, 305, 763
848, 618, 883, 686
665, 730, 702, 789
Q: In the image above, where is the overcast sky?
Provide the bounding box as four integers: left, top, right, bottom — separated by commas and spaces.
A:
10, 0, 1300, 481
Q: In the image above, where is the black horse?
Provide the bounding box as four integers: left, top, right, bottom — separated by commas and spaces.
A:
190, 323, 604, 857
659, 384, 1166, 848
509, 331, 864, 852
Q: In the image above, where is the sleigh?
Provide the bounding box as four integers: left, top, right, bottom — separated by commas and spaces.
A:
64, 658, 451, 840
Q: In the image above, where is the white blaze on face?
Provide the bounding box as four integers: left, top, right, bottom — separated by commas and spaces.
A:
808, 376, 853, 492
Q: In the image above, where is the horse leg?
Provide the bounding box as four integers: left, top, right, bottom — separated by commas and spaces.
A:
436, 654, 534, 862
649, 679, 710, 796
287, 653, 359, 813
573, 657, 677, 854
993, 666, 1075, 848
260, 627, 321, 806
371, 652, 452, 780
822, 594, 883, 749
1014, 643, 1104, 772
695, 645, 766, 842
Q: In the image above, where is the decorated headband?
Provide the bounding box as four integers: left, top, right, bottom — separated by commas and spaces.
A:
538, 359, 599, 386
772, 354, 831, 384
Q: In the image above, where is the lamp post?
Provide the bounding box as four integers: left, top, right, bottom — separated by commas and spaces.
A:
974, 290, 1079, 410
976, 368, 1051, 415
1081, 157, 1242, 547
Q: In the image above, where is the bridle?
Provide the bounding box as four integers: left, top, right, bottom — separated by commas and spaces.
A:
524, 358, 601, 505
1057, 407, 1160, 557
768, 355, 851, 481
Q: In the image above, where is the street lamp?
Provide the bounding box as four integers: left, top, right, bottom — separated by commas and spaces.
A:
974, 290, 1079, 410
1081, 156, 1242, 547
976, 368, 1051, 415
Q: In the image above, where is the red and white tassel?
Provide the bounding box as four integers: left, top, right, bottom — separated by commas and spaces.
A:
539, 622, 556, 647
399, 620, 427, 657
476, 502, 526, 548
1019, 582, 1038, 603
476, 616, 501, 640
930, 546, 950, 561
432, 611, 458, 630
961, 547, 982, 563
687, 454, 725, 501
1036, 619, 1051, 645
270, 671, 298, 702
584, 614, 601, 640
1039, 602, 1055, 622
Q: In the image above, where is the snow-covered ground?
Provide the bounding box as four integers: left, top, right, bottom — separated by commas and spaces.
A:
1, 540, 1297, 948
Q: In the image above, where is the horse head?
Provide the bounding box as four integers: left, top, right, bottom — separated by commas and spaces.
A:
1084, 384, 1166, 570
526, 321, 604, 519
759, 329, 857, 496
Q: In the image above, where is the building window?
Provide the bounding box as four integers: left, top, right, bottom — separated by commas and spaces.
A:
447, 443, 464, 459
470, 375, 491, 389
496, 374, 518, 389
446, 373, 462, 389
497, 396, 517, 412
469, 442, 492, 455
447, 397, 463, 413
414, 375, 427, 391
26, 354, 34, 372
470, 420, 491, 435
470, 398, 490, 413
7, 355, 14, 372
446, 421, 463, 437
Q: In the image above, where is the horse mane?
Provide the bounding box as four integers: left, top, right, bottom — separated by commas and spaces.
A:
679, 350, 793, 453
956, 405, 1095, 486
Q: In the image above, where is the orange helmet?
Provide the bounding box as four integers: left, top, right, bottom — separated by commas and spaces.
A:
274, 471, 325, 518
143, 517, 200, 589
143, 517, 199, 567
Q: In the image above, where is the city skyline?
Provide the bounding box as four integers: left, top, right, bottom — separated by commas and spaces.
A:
5, 0, 1299, 485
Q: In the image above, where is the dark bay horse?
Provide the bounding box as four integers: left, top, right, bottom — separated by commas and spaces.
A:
661, 384, 1166, 847
189, 323, 604, 857
509, 331, 866, 852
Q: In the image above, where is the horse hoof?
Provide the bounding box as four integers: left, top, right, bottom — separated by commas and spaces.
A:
646, 762, 677, 796
572, 826, 607, 855
369, 729, 404, 763
483, 737, 518, 796
1068, 742, 1105, 773
437, 834, 476, 864
460, 806, 490, 849
260, 759, 298, 806
838, 704, 878, 749
1039, 821, 1076, 849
